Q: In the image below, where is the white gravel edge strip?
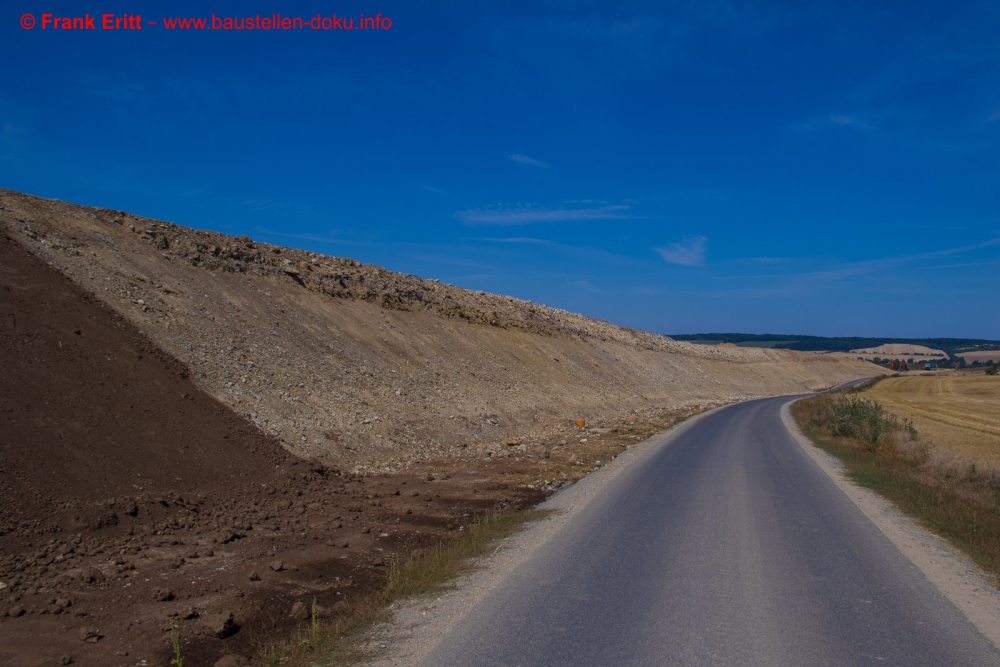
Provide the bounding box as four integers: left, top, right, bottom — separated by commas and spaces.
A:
781, 399, 1000, 650
362, 407, 723, 666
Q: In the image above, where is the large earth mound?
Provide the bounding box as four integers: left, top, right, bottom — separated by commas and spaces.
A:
0, 188, 883, 665
0, 224, 633, 666
0, 188, 880, 473
0, 231, 292, 540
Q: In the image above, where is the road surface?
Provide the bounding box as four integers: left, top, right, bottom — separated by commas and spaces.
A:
419, 395, 1000, 666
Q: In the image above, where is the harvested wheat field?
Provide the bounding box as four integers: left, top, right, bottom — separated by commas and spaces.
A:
865, 376, 1000, 465
958, 350, 1000, 365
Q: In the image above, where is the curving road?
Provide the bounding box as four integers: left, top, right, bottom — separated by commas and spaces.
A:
419, 395, 1000, 666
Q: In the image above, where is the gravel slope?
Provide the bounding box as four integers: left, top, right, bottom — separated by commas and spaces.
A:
0, 188, 880, 473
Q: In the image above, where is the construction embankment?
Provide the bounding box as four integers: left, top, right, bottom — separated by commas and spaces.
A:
0, 187, 879, 473
0, 187, 883, 665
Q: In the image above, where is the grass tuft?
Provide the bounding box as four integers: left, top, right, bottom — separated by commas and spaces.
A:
257, 508, 550, 666
169, 619, 185, 667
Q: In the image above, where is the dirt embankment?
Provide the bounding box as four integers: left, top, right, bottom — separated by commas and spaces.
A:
0, 187, 881, 666
0, 217, 764, 667
0, 229, 573, 666
0, 188, 879, 473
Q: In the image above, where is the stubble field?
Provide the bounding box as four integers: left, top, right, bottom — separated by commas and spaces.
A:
864, 375, 1000, 465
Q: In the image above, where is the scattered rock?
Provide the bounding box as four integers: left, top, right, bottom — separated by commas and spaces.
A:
372, 556, 385, 567
9, 605, 25, 618
60, 655, 74, 665
180, 606, 199, 620
213, 656, 248, 667
289, 601, 309, 621
248, 571, 261, 581
153, 588, 174, 602
218, 530, 244, 544
81, 568, 104, 584
268, 560, 284, 572
308, 604, 326, 618
79, 626, 101, 642
201, 610, 237, 639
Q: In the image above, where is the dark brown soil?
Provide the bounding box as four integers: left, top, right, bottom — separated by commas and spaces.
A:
0, 232, 563, 667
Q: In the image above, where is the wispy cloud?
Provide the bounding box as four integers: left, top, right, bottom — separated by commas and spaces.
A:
655, 235, 708, 266
571, 279, 611, 294
252, 228, 359, 246
456, 203, 635, 225
507, 153, 552, 168
242, 199, 286, 210
409, 254, 496, 270
482, 237, 549, 244
795, 113, 876, 132
714, 237, 1000, 292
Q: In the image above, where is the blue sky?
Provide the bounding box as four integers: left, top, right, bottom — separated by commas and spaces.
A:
3, 1, 999, 338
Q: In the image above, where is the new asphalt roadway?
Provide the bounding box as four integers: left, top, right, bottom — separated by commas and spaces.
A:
418, 395, 1000, 666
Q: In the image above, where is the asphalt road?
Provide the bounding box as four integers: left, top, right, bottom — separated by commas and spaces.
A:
419, 395, 1000, 666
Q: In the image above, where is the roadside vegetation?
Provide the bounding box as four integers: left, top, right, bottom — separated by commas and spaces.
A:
257, 508, 550, 666
792, 386, 1000, 584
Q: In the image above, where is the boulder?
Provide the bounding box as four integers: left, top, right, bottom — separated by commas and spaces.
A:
201, 610, 237, 639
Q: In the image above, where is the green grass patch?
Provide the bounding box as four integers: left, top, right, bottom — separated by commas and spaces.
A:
791, 395, 1000, 584
257, 508, 552, 666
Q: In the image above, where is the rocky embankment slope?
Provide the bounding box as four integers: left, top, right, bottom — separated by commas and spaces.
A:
0, 188, 877, 472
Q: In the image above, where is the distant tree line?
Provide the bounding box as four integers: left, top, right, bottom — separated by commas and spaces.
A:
668, 333, 1000, 361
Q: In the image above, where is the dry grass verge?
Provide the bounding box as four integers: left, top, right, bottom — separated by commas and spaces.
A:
792, 390, 1000, 585
256, 508, 551, 666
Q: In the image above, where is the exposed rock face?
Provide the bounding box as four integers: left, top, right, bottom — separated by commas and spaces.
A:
0, 188, 880, 473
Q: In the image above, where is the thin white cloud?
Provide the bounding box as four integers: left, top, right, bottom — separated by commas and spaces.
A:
456, 203, 634, 225
794, 114, 876, 131
655, 235, 708, 266
830, 115, 874, 129
252, 228, 359, 246
507, 154, 552, 168
571, 279, 611, 294
482, 237, 549, 244
717, 237, 1000, 289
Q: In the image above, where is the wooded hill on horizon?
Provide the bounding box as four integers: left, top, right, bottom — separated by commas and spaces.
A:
670, 333, 1000, 358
